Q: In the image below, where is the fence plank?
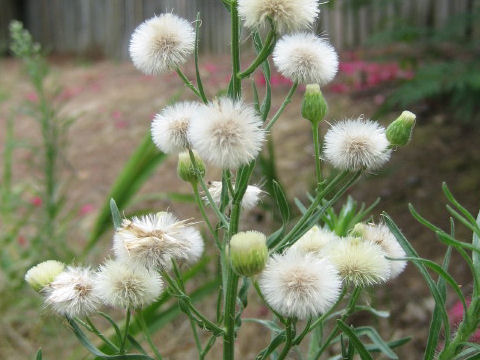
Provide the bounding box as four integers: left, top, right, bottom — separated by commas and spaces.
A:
4, 0, 471, 58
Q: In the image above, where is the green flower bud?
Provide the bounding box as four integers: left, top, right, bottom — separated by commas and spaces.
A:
25, 260, 65, 291
229, 231, 268, 277
177, 150, 205, 184
302, 84, 328, 125
351, 223, 368, 238
386, 111, 416, 146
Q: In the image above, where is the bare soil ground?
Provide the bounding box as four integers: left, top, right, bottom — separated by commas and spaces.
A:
1, 55, 479, 359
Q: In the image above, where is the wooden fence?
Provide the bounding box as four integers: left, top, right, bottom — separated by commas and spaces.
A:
0, 0, 478, 58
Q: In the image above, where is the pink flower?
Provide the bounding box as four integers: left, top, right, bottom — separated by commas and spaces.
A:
79, 203, 95, 216
329, 83, 349, 94
17, 235, 27, 247
204, 63, 218, 74
112, 111, 122, 120
30, 196, 43, 207
26, 92, 38, 103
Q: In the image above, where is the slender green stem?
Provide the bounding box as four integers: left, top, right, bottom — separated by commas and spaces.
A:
161, 269, 224, 335
176, 67, 203, 99
277, 319, 294, 360
201, 335, 218, 360
192, 182, 220, 248
271, 170, 353, 250
294, 287, 347, 345
84, 316, 119, 352
137, 311, 162, 360
190, 317, 203, 358
314, 287, 362, 360
120, 307, 131, 354
188, 149, 229, 228
265, 82, 298, 131
312, 123, 323, 188
230, 0, 241, 99
194, 13, 208, 104
238, 29, 275, 79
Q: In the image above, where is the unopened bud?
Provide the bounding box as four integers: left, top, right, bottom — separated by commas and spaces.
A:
351, 223, 368, 238
177, 150, 205, 184
25, 260, 65, 291
229, 231, 268, 277
386, 111, 416, 146
302, 84, 328, 125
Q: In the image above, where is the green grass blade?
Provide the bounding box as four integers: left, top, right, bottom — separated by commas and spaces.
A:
336, 320, 373, 360
382, 212, 450, 347
84, 133, 167, 254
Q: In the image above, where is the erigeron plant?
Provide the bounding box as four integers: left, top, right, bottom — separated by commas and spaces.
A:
26, 2, 430, 359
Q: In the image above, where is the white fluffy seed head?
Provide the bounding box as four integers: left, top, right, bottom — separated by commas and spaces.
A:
94, 260, 163, 309
325, 237, 391, 287
25, 260, 65, 292
353, 223, 407, 279
273, 33, 338, 85
323, 118, 392, 171
238, 0, 320, 34
152, 102, 200, 154
188, 98, 265, 169
129, 14, 195, 75
288, 225, 339, 256
45, 266, 99, 318
113, 212, 204, 270
259, 251, 342, 319
205, 181, 263, 211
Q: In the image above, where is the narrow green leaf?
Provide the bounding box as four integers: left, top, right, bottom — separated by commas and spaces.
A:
382, 212, 450, 343
442, 183, 478, 226
35, 349, 42, 360
337, 320, 373, 360
243, 318, 283, 333
85, 132, 168, 254
354, 326, 398, 359
272, 180, 290, 224
97, 311, 122, 344
473, 211, 480, 277
365, 337, 411, 353
389, 256, 466, 313
354, 305, 389, 318
425, 246, 452, 359
67, 317, 153, 359
127, 335, 148, 355
110, 198, 122, 230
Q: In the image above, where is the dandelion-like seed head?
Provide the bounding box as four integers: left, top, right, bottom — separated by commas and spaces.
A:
25, 260, 65, 292
188, 98, 265, 169
323, 118, 391, 171
273, 33, 338, 85
205, 181, 263, 211
45, 266, 99, 318
353, 223, 407, 279
238, 0, 320, 34
259, 251, 341, 319
288, 225, 339, 256
113, 212, 204, 270
94, 260, 163, 309
325, 237, 390, 287
152, 102, 200, 154
129, 14, 195, 75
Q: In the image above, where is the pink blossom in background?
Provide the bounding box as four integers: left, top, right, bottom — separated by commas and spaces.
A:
25, 92, 38, 103
140, 74, 155, 82
329, 83, 349, 94
112, 110, 122, 120
204, 63, 219, 74
449, 299, 480, 342
57, 86, 83, 101
374, 94, 386, 105
79, 203, 95, 216
30, 196, 43, 207
17, 235, 27, 247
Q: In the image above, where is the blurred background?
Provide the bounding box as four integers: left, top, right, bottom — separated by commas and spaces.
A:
0, 0, 479, 359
